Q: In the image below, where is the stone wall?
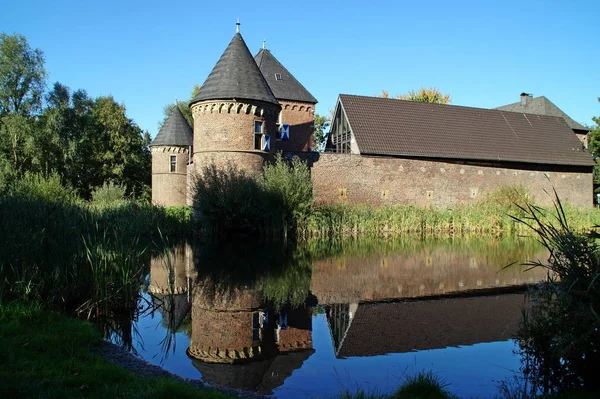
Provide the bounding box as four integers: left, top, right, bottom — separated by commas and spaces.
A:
151, 146, 190, 206
276, 100, 315, 152
311, 153, 593, 208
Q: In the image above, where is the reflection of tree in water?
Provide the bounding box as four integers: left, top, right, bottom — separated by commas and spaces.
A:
187, 240, 315, 395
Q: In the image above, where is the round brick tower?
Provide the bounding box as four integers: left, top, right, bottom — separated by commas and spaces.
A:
189, 25, 280, 176
150, 106, 193, 206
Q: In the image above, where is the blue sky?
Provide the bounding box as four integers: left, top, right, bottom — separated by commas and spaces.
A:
2, 0, 599, 138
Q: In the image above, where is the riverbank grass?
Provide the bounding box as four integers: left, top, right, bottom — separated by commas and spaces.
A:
0, 302, 231, 399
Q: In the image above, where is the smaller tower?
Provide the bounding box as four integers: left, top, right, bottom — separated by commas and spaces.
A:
150, 106, 193, 206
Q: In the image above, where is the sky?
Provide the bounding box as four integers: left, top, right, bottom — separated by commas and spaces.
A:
2, 0, 599, 139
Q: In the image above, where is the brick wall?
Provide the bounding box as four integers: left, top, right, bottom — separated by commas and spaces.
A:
151, 146, 190, 206
276, 100, 315, 152
191, 99, 279, 174
311, 154, 593, 208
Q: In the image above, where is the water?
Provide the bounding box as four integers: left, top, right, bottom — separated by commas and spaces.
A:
110, 237, 549, 398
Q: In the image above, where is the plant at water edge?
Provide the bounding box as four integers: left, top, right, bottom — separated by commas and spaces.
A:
511, 193, 600, 394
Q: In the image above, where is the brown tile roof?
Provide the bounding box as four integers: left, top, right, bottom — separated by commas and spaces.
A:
339, 94, 594, 167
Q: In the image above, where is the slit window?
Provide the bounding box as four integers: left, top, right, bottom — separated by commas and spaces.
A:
169, 155, 176, 173
274, 73, 282, 81
254, 121, 263, 150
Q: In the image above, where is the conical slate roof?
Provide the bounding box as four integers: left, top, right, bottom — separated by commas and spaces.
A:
254, 48, 317, 104
190, 33, 278, 105
151, 106, 193, 146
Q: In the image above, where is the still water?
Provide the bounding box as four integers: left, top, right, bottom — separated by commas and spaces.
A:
111, 238, 549, 398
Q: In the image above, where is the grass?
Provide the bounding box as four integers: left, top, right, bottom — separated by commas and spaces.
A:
300, 202, 600, 238
0, 301, 232, 399
337, 371, 457, 399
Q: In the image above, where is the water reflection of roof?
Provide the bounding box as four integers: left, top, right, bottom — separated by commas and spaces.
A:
152, 294, 191, 332
327, 294, 526, 358
192, 349, 314, 395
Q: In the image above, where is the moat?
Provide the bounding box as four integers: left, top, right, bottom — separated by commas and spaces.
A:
108, 237, 549, 398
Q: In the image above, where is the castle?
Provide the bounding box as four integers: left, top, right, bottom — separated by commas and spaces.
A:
151, 24, 595, 209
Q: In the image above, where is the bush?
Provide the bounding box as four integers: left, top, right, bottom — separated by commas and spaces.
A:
91, 181, 127, 204
192, 154, 314, 238
10, 172, 79, 204
261, 153, 313, 230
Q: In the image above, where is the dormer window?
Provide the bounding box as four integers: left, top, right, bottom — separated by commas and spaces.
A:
274, 73, 282, 81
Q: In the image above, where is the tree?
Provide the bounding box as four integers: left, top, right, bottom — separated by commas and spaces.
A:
0, 33, 46, 116
313, 113, 330, 151
159, 84, 201, 129
380, 87, 451, 104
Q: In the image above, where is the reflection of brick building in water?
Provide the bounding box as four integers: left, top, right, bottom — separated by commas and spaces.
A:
186, 277, 314, 394
327, 294, 528, 358
148, 244, 194, 331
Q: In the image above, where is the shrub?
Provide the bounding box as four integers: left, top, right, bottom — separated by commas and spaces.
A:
192, 162, 267, 237
10, 172, 79, 204
261, 153, 313, 230
192, 154, 314, 238
91, 181, 127, 204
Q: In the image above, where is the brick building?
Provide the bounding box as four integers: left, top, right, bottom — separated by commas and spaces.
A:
151, 24, 595, 208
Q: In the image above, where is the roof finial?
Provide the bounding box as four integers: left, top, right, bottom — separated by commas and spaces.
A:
236, 18, 240, 33
262, 39, 266, 50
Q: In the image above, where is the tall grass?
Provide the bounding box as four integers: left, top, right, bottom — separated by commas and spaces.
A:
301, 202, 600, 238
0, 173, 191, 317
513, 193, 600, 394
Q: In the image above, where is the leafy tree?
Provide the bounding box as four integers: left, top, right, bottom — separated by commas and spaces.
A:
159, 84, 201, 129
0, 33, 46, 116
313, 113, 330, 151
587, 98, 600, 196
380, 87, 451, 104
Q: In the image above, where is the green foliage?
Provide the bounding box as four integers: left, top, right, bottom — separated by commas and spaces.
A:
10, 171, 79, 204
0, 174, 191, 312
192, 162, 267, 237
337, 371, 456, 399
261, 153, 313, 230
380, 87, 451, 104
159, 85, 200, 129
0, 33, 46, 116
314, 113, 330, 150
513, 194, 600, 394
192, 154, 314, 238
0, 302, 233, 399
91, 181, 127, 204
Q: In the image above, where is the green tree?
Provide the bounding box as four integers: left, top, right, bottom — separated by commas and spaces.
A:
0, 33, 46, 116
92, 96, 150, 198
380, 87, 451, 104
159, 84, 201, 129
313, 113, 330, 151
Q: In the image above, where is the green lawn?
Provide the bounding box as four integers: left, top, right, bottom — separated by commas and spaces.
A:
0, 302, 232, 399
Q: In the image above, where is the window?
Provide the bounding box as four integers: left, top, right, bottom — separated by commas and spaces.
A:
169, 155, 176, 173
274, 73, 282, 81
254, 121, 263, 150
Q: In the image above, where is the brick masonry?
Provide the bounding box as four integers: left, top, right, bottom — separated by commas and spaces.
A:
276, 100, 315, 152
191, 99, 280, 175
151, 146, 190, 206
310, 153, 593, 208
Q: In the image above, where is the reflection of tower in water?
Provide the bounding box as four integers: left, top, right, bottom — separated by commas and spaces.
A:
186, 277, 314, 394
148, 244, 194, 331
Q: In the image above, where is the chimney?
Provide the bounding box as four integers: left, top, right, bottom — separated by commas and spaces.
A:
520, 92, 532, 106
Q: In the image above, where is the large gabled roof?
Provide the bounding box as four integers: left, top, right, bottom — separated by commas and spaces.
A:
190, 33, 278, 106
336, 94, 594, 168
254, 48, 317, 104
151, 105, 192, 147
496, 96, 589, 132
